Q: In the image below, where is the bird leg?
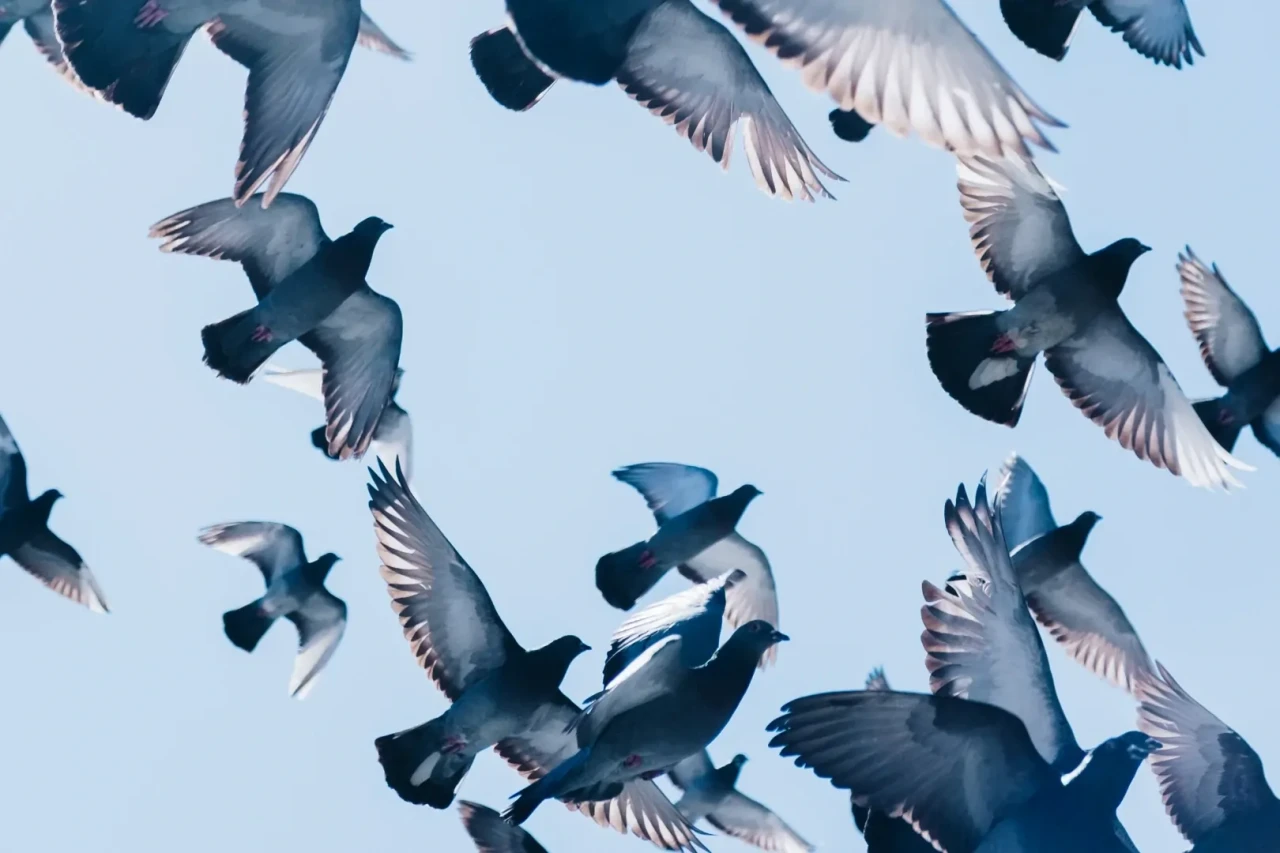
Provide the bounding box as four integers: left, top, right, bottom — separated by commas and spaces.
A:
251, 325, 274, 344
637, 551, 658, 570
441, 735, 468, 755
622, 754, 643, 769
134, 0, 169, 27
991, 334, 1016, 354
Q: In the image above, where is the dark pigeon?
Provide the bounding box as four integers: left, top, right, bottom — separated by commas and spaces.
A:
710, 0, 1063, 156
925, 155, 1248, 490
0, 413, 108, 613
467, 0, 842, 202
1000, 0, 1202, 68
504, 620, 786, 826
52, 0, 408, 207
668, 751, 814, 853
1, 0, 85, 86
199, 521, 344, 698
458, 801, 549, 853
150, 194, 401, 461
1178, 248, 1280, 458
1137, 664, 1280, 853
995, 454, 1155, 691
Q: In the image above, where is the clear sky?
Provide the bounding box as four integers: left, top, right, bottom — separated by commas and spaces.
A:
2, 2, 1274, 851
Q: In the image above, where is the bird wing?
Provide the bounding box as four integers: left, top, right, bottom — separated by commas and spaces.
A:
357, 11, 411, 60
197, 521, 307, 585
301, 288, 403, 461
22, 8, 78, 83
864, 668, 890, 691
368, 461, 521, 702
1177, 247, 1268, 387
768, 690, 1056, 853
11, 528, 109, 614
458, 801, 550, 853
1090, 0, 1203, 69
371, 403, 414, 483
668, 750, 716, 791
1137, 663, 1278, 842
994, 453, 1058, 551
706, 790, 815, 853
207, 2, 360, 206
922, 482, 1083, 770
682, 534, 779, 666
710, 0, 1061, 158
613, 463, 719, 525
285, 590, 347, 699
956, 155, 1085, 301
616, 0, 841, 203
575, 637, 686, 744
0, 413, 29, 510
149, 194, 329, 298
260, 365, 326, 401
1044, 307, 1251, 491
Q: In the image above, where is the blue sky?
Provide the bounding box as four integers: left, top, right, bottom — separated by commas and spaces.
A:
2, 2, 1274, 851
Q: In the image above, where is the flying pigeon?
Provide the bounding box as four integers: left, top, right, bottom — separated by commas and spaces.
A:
1137, 664, 1280, 852
467, 0, 842, 202
368, 462, 700, 852
458, 801, 550, 853
150, 193, 401, 461
710, 0, 1063, 156
995, 454, 1154, 691
1000, 0, 1202, 68
925, 155, 1249, 490
597, 463, 779, 664
1177, 248, 1280, 458
199, 521, 345, 699
668, 751, 813, 853
504, 620, 786, 825
260, 365, 414, 480
0, 413, 108, 613
52, 1, 410, 207
1, 0, 84, 86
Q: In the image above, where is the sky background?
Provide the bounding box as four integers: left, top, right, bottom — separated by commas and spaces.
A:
1, 2, 1274, 851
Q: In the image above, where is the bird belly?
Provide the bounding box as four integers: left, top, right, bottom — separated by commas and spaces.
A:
503, 0, 654, 83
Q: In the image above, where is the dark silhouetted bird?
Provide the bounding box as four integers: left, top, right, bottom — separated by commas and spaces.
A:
52, 1, 408, 206
199, 521, 345, 698
1178, 248, 1280, 458
1000, 0, 1201, 68
668, 751, 813, 853
0, 413, 108, 613
467, 0, 842, 202
925, 155, 1248, 490
150, 194, 400, 460
458, 801, 549, 853
1138, 663, 1280, 852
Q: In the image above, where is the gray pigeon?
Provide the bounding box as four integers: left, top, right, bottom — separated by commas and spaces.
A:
150, 194, 401, 460
597, 463, 779, 664
52, 1, 409, 207
668, 751, 813, 853
1178, 248, 1280, 458
1000, 0, 1202, 67
710, 0, 1062, 157
467, 0, 842, 202
504, 620, 787, 825
1137, 664, 1280, 853
0, 413, 108, 613
925, 155, 1248, 490
1, 0, 83, 85
995, 454, 1154, 691
199, 521, 345, 698
458, 801, 549, 853
369, 462, 700, 852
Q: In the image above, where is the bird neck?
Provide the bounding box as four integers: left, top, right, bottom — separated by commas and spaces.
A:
696, 643, 761, 712
1064, 753, 1142, 815
325, 231, 382, 281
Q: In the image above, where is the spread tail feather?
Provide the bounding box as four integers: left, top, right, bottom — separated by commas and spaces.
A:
469, 27, 554, 111
222, 600, 273, 652
374, 718, 474, 809
595, 541, 669, 610
503, 748, 591, 825
926, 310, 1035, 427
1193, 398, 1243, 452
200, 308, 287, 384
999, 0, 1084, 61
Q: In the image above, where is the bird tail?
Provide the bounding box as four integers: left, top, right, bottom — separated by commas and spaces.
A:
503, 747, 592, 825
828, 108, 875, 143
374, 717, 475, 809
1193, 397, 1243, 452
469, 27, 555, 112
222, 600, 274, 652
200, 308, 288, 384
53, 0, 198, 119
926, 310, 1035, 427
999, 0, 1083, 61
595, 542, 669, 611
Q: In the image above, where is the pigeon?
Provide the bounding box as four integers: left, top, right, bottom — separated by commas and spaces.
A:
601, 569, 746, 686
1, 0, 82, 85
709, 0, 1063, 157
668, 751, 814, 853
1000, 0, 1202, 68
769, 689, 1160, 853
504, 620, 787, 825
52, 1, 409, 207
369, 462, 701, 852
995, 454, 1154, 691
150, 194, 401, 461
260, 365, 414, 479
1178, 248, 1280, 458
458, 801, 550, 853
467, 0, 842, 202
198, 521, 345, 699
597, 463, 779, 664
925, 155, 1249, 490
1137, 664, 1280, 853
0, 413, 108, 613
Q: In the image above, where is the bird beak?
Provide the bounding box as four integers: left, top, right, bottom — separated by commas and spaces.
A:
380, 221, 395, 233
1139, 242, 1152, 253
1128, 738, 1161, 759
771, 631, 790, 644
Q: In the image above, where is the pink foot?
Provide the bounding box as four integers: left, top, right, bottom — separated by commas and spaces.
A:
134, 0, 169, 27
1219, 410, 1235, 425
640, 769, 663, 781
622, 754, 642, 769
441, 735, 468, 755
991, 334, 1016, 354
251, 325, 273, 343
638, 551, 657, 570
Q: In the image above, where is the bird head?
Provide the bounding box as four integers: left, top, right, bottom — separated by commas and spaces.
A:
1112, 731, 1162, 762
353, 217, 394, 239
534, 635, 592, 683
731, 754, 748, 768
1096, 238, 1151, 296
1073, 510, 1102, 531
729, 620, 789, 658
734, 484, 763, 502
33, 489, 64, 516
312, 553, 342, 580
